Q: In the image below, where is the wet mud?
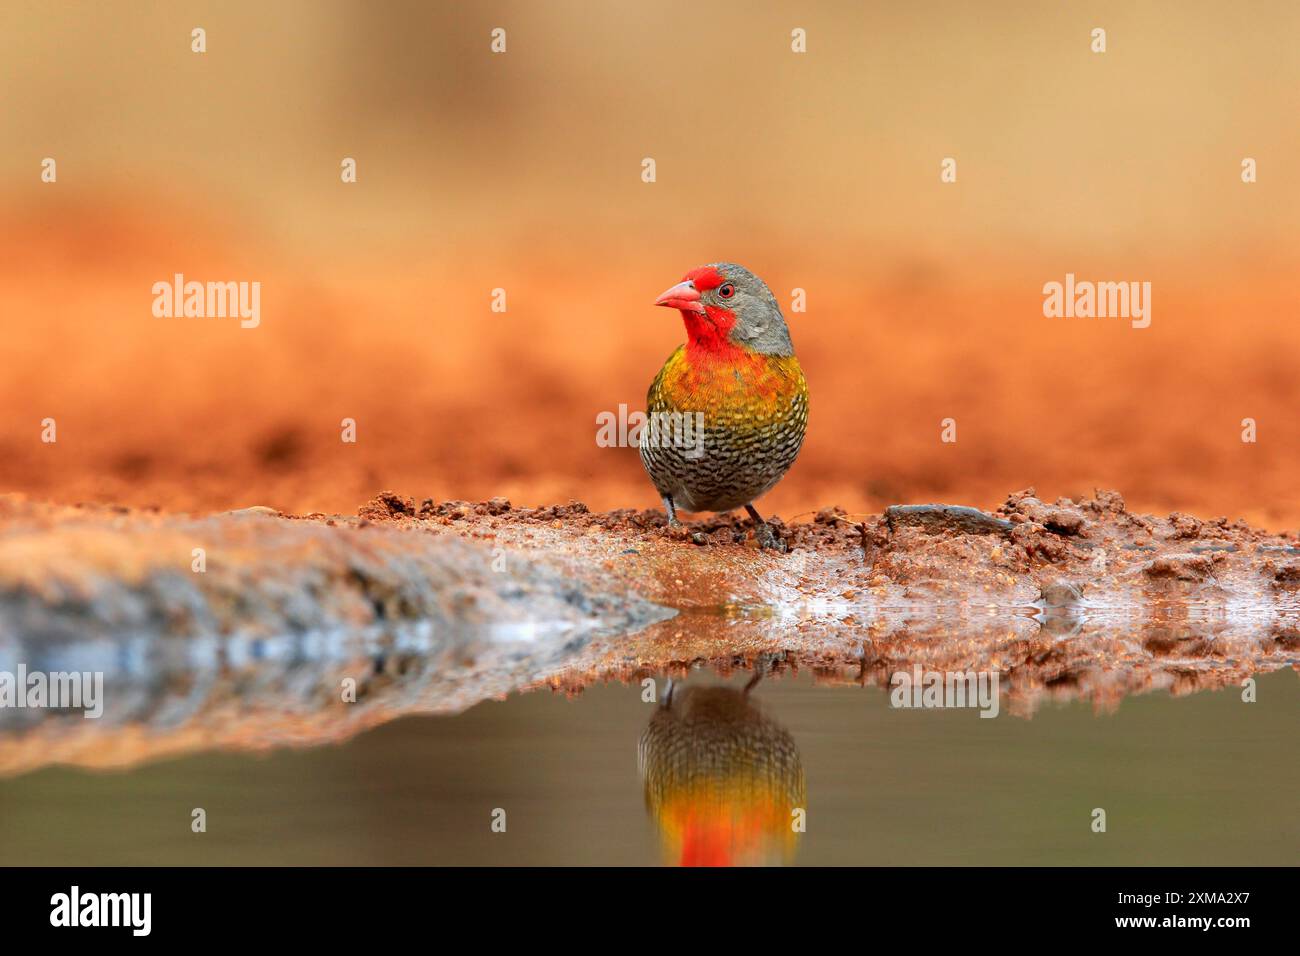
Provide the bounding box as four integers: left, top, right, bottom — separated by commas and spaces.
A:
0, 487, 1296, 775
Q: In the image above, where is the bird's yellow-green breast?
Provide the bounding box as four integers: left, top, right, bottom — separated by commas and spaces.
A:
647, 345, 807, 430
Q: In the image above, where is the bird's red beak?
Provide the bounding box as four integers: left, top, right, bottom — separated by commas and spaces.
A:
654, 280, 705, 314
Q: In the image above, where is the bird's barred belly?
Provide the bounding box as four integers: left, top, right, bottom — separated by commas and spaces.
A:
639, 393, 808, 513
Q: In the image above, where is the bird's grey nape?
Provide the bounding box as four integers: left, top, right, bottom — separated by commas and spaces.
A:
733, 304, 795, 356
724, 265, 794, 357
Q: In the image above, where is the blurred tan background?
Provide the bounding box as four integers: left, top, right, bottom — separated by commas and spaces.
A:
1, 0, 1298, 524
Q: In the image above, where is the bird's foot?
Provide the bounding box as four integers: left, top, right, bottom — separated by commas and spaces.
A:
753, 522, 788, 553
744, 504, 787, 553
663, 521, 708, 546
662, 520, 693, 543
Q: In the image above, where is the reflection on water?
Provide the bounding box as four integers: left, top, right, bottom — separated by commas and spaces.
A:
3, 608, 1296, 778
639, 676, 804, 866
0, 608, 1297, 865
0, 665, 1295, 865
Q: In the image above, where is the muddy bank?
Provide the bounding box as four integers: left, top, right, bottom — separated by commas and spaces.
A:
0, 487, 1297, 775
10, 486, 1300, 628
0, 494, 672, 643
351, 486, 1300, 612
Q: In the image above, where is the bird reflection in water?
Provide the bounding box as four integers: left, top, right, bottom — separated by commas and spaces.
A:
638, 672, 805, 866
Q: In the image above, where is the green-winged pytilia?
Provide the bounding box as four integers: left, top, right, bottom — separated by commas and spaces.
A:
639, 263, 808, 551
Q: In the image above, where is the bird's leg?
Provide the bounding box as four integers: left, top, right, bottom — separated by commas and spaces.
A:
744, 652, 778, 694
661, 495, 681, 528
745, 504, 787, 553
662, 495, 707, 545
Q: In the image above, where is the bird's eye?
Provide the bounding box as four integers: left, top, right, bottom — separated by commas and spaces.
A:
717, 283, 735, 299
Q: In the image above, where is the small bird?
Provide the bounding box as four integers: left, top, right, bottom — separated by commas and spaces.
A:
639, 262, 808, 550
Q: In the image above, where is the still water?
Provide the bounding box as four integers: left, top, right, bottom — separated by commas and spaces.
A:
0, 663, 1294, 865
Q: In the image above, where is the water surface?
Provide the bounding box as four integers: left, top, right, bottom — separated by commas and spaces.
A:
0, 663, 1294, 865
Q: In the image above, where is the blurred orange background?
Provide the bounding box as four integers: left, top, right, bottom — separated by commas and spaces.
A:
1, 1, 1298, 525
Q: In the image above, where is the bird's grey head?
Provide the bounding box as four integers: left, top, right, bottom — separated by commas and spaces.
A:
653, 262, 795, 357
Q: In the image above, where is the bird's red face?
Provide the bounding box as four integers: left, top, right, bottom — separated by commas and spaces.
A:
652, 262, 794, 360
654, 265, 740, 355
653, 266, 733, 314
